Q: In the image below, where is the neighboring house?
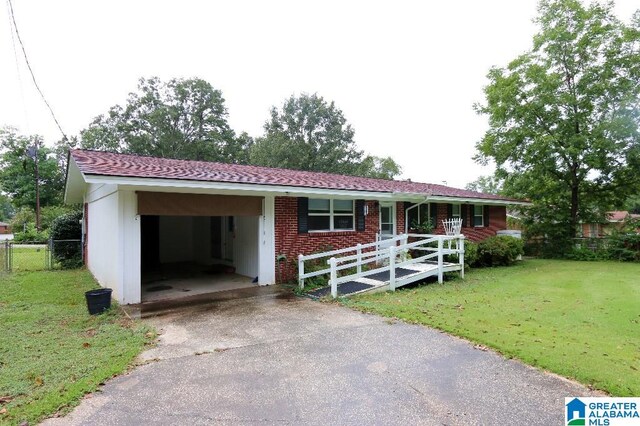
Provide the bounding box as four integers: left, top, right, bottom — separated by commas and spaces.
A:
0, 221, 11, 234
580, 211, 640, 237
64, 150, 528, 305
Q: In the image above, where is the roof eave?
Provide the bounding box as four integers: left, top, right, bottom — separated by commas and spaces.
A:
64, 155, 86, 204
83, 174, 399, 200
421, 194, 532, 206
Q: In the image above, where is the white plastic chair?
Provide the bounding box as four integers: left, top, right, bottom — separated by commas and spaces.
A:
442, 218, 463, 249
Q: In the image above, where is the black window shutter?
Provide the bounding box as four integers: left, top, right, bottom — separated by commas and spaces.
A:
484, 205, 490, 227
447, 204, 453, 218
470, 204, 476, 227
355, 200, 365, 232
297, 197, 308, 234
430, 203, 438, 228
461, 205, 468, 227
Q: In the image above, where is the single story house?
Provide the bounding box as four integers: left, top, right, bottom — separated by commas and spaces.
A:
64, 149, 528, 305
580, 210, 640, 237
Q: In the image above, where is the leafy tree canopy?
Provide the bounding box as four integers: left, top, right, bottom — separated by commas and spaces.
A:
0, 127, 64, 210
0, 193, 14, 222
625, 194, 640, 214
250, 93, 401, 179
78, 77, 251, 163
465, 175, 503, 194
475, 0, 640, 242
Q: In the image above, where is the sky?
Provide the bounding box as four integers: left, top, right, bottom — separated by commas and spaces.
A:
1, 0, 638, 189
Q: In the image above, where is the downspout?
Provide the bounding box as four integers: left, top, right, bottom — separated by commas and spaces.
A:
405, 197, 430, 233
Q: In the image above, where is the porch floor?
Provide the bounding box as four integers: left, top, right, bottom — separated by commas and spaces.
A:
142, 262, 257, 302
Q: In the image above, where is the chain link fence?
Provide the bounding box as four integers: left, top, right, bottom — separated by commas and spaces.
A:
1, 239, 83, 272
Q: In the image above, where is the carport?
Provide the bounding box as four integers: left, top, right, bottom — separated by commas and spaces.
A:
138, 192, 263, 302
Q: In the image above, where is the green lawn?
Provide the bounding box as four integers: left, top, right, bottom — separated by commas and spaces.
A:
343, 259, 640, 396
0, 270, 154, 425
10, 246, 49, 272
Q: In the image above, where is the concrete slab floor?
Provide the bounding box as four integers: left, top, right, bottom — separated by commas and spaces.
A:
45, 288, 601, 425
142, 263, 256, 302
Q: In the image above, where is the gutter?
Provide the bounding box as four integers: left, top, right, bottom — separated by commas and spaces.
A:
405, 197, 430, 233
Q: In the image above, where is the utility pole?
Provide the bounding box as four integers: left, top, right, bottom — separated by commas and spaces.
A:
27, 138, 40, 231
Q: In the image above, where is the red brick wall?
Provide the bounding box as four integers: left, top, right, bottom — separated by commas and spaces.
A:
395, 202, 405, 234
275, 197, 380, 282
404, 203, 507, 242
462, 205, 506, 242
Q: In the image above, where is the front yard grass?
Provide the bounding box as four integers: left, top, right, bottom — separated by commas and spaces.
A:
342, 259, 640, 396
0, 270, 154, 425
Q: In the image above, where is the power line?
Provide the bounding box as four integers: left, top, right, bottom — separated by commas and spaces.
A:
6, 0, 68, 140
6, 0, 30, 133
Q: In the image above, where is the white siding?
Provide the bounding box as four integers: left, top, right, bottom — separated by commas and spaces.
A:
86, 188, 141, 304
119, 191, 140, 304
87, 187, 120, 299
258, 196, 276, 285
234, 216, 259, 279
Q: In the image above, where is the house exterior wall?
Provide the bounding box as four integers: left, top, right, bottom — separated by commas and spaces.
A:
274, 199, 509, 282
274, 197, 380, 281
87, 186, 119, 299
119, 190, 141, 304
428, 204, 507, 242
85, 187, 140, 304
234, 215, 259, 278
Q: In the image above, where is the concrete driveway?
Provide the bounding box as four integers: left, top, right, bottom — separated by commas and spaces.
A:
45, 286, 598, 425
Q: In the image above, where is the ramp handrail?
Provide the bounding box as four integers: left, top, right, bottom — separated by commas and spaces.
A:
298, 233, 466, 298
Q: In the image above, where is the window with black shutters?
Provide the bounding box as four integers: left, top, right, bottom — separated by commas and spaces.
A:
308, 199, 354, 231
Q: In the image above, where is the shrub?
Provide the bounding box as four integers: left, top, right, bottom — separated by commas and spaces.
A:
410, 218, 434, 234
566, 246, 607, 261
13, 224, 49, 243
463, 241, 479, 267
475, 235, 524, 267
607, 233, 640, 262
49, 211, 83, 269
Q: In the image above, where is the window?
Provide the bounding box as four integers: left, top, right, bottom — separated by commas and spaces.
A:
407, 203, 430, 229
473, 205, 484, 227
451, 204, 461, 219
308, 199, 354, 231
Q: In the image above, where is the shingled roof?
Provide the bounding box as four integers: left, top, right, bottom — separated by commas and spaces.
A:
69, 149, 523, 203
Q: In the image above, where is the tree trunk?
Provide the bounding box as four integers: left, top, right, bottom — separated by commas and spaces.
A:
569, 179, 579, 239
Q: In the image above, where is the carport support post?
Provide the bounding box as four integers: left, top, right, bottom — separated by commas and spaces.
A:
298, 254, 304, 289
329, 257, 338, 298
356, 244, 362, 275
389, 245, 396, 291
437, 236, 444, 284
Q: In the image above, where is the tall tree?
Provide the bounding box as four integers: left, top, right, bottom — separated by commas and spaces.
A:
0, 128, 64, 209
474, 0, 640, 243
465, 175, 503, 194
250, 93, 401, 179
79, 77, 251, 163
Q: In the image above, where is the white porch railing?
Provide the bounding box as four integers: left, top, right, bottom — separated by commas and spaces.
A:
298, 233, 465, 298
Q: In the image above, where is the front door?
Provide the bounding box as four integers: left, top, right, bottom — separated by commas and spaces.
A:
379, 203, 395, 239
